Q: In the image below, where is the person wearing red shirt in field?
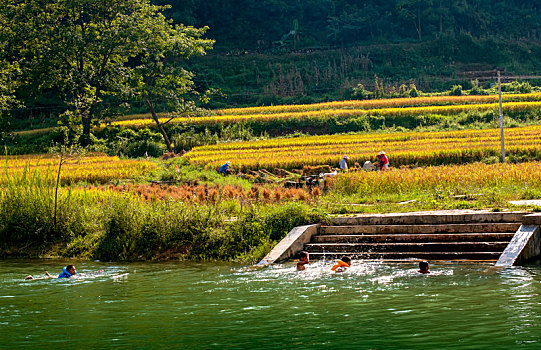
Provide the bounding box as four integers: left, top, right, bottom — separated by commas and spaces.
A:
376, 151, 389, 171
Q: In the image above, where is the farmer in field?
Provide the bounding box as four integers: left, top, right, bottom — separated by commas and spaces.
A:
376, 151, 389, 171
339, 155, 349, 172
219, 161, 232, 175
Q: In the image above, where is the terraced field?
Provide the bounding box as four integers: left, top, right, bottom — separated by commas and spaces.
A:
1, 154, 157, 185
184, 125, 541, 171
112, 100, 541, 128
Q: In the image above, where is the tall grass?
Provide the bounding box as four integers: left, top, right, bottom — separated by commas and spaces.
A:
0, 160, 326, 261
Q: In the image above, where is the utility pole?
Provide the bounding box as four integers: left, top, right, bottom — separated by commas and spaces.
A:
497, 71, 505, 162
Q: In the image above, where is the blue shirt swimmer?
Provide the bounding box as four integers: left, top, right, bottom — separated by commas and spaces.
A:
57, 265, 77, 278
25, 265, 77, 280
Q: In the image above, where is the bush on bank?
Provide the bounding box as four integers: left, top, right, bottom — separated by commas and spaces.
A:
0, 180, 327, 262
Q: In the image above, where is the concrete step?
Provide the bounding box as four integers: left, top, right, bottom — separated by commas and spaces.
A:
332, 211, 526, 226
305, 242, 509, 253
313, 233, 515, 243
306, 251, 502, 261
320, 223, 520, 235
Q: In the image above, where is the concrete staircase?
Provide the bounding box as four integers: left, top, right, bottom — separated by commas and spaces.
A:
304, 211, 526, 261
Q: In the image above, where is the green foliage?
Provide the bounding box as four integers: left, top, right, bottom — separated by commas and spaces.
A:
351, 84, 373, 100
211, 202, 328, 262
450, 85, 463, 96
469, 80, 484, 95
501, 81, 533, 94
121, 140, 166, 158
0, 169, 328, 262
408, 84, 419, 97
2, 0, 212, 145
0, 168, 87, 248
171, 128, 218, 152
155, 0, 541, 51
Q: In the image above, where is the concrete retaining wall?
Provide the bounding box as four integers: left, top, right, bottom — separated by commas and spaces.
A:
496, 213, 541, 267
257, 224, 320, 266
332, 210, 527, 226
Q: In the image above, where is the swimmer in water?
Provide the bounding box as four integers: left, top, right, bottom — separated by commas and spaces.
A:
331, 256, 351, 273
297, 251, 310, 271
418, 261, 430, 274
25, 265, 103, 280
25, 265, 77, 280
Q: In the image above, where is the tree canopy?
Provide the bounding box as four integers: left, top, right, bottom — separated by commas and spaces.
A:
154, 0, 541, 51
1, 0, 212, 144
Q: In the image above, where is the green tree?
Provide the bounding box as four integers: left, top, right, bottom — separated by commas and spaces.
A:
396, 0, 434, 41
6, 0, 210, 146
0, 6, 21, 135
128, 22, 213, 152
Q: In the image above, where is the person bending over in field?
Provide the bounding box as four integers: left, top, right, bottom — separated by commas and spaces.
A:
331, 256, 352, 273
219, 161, 232, 175
376, 151, 389, 171
339, 155, 349, 172
297, 251, 310, 271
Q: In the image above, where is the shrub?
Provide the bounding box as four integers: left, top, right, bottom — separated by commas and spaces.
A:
450, 85, 463, 96
121, 139, 166, 157
351, 83, 373, 100
408, 84, 419, 97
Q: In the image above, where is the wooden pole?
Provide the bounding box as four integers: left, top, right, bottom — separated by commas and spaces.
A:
498, 71, 505, 162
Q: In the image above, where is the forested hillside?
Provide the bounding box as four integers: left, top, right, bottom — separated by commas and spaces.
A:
151, 0, 541, 106
2, 0, 541, 133
156, 0, 541, 51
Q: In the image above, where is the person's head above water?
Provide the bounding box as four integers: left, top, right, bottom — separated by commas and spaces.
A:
331, 256, 352, 272
58, 265, 77, 278
418, 261, 429, 274
297, 251, 310, 271
299, 251, 309, 261
341, 256, 352, 266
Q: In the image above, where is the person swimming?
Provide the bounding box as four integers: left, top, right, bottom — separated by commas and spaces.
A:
25, 265, 102, 280
297, 251, 310, 271
418, 261, 430, 274
57, 265, 77, 278
25, 265, 77, 280
331, 256, 351, 273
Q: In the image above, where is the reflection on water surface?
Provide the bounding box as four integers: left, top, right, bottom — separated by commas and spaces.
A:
1, 259, 541, 349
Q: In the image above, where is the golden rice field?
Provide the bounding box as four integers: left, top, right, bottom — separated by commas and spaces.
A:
212, 93, 541, 116
117, 92, 541, 122
1, 154, 157, 185
184, 125, 541, 171
111, 100, 541, 129
330, 161, 541, 195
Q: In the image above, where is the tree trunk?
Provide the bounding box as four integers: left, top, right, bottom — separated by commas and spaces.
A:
80, 114, 92, 146
146, 99, 172, 152
416, 6, 422, 41
439, 0, 443, 33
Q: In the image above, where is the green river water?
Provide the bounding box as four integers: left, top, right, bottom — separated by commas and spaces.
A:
1, 259, 541, 349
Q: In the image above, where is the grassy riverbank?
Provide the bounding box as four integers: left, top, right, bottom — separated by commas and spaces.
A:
0, 174, 327, 262
4, 93, 541, 262
1, 154, 540, 262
